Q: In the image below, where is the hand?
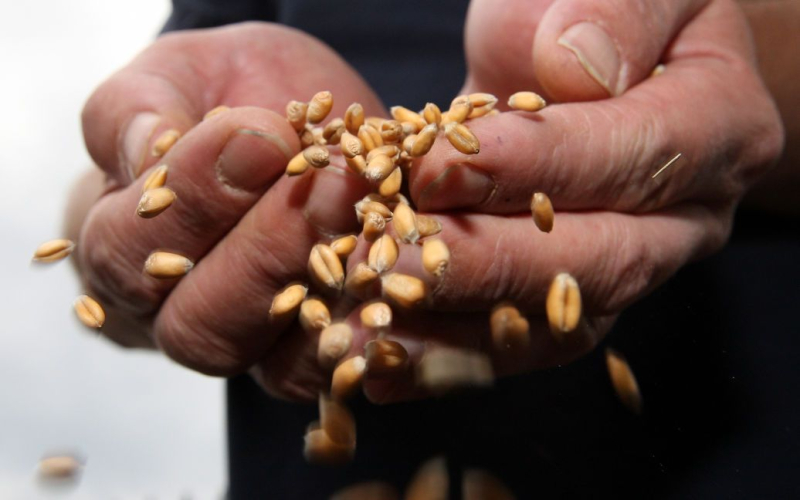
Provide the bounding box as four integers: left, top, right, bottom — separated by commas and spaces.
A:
72, 22, 385, 381
343, 0, 784, 403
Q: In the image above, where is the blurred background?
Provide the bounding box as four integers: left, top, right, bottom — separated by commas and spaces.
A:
0, 1, 226, 498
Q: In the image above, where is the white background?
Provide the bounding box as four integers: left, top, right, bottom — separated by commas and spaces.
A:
0, 1, 226, 498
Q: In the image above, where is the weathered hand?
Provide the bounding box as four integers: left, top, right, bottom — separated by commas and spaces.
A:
337, 0, 785, 403
73, 22, 385, 392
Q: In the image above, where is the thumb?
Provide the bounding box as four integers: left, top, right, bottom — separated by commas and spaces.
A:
534, 0, 709, 101
82, 23, 386, 185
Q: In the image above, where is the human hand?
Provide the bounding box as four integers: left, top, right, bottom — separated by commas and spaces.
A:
72, 22, 385, 383
338, 0, 784, 403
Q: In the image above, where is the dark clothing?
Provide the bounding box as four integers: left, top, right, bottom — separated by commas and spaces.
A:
163, 2, 800, 498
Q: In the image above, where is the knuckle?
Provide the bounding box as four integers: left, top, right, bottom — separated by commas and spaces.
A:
592, 218, 655, 314
155, 304, 251, 377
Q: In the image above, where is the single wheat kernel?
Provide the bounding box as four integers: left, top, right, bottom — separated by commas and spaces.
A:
467, 92, 498, 109
141, 164, 168, 193
417, 215, 443, 238
410, 123, 438, 157
467, 104, 496, 119
358, 124, 383, 152
286, 100, 309, 132
330, 235, 358, 259
38, 455, 82, 480
392, 202, 420, 244
299, 297, 331, 332
319, 393, 357, 447
331, 356, 367, 401
379, 168, 402, 198
462, 469, 516, 500
422, 102, 442, 126
490, 303, 530, 350
402, 134, 417, 155
368, 234, 398, 274
367, 145, 400, 163
144, 251, 193, 279
318, 322, 354, 369
405, 457, 449, 500
546, 273, 582, 337
444, 122, 480, 155
365, 154, 395, 183
390, 106, 426, 132
360, 301, 392, 333
323, 118, 345, 142
421, 239, 450, 277
345, 155, 367, 175
380, 120, 403, 144
340, 132, 364, 158
531, 192, 554, 233
362, 212, 386, 242
444, 95, 473, 124
344, 262, 380, 299
269, 283, 308, 321
286, 150, 311, 176
355, 200, 393, 224
344, 103, 365, 135
651, 64, 666, 77
303, 428, 354, 465
417, 347, 494, 394
364, 339, 408, 376
151, 129, 181, 157
299, 126, 315, 148
74, 295, 105, 329
303, 145, 330, 169
136, 187, 176, 219
381, 273, 427, 308
308, 244, 345, 293
32, 239, 75, 263
307, 91, 333, 124
508, 91, 547, 112
606, 348, 643, 415
203, 105, 230, 121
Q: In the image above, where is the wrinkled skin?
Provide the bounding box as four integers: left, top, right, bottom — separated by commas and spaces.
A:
72, 0, 783, 404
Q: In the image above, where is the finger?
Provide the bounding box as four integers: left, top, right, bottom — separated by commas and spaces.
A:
414, 1, 782, 214
359, 312, 617, 405
348, 202, 731, 320
534, 0, 709, 100
462, 0, 554, 100
152, 158, 372, 376
247, 295, 613, 404
79, 107, 297, 329
82, 22, 385, 185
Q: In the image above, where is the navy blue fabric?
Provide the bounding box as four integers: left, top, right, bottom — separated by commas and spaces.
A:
159, 2, 800, 498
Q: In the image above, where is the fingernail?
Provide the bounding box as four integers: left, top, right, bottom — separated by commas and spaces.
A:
418, 163, 495, 211
558, 22, 622, 96
216, 129, 291, 191
122, 112, 161, 179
